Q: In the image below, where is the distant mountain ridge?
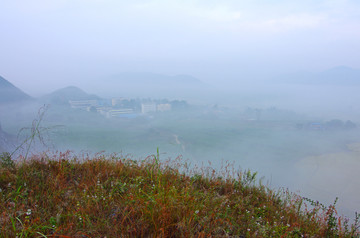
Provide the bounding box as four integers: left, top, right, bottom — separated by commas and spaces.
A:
277, 66, 360, 86
0, 75, 32, 103
320, 66, 360, 85
93, 72, 209, 97
108, 72, 205, 87
41, 86, 101, 105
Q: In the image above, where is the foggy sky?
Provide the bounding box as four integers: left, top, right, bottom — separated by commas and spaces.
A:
1, 0, 360, 96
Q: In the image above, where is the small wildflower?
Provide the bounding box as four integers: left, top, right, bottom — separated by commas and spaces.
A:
195, 210, 199, 214
26, 209, 32, 216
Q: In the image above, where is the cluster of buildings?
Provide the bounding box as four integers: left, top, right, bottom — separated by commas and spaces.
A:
68, 98, 172, 119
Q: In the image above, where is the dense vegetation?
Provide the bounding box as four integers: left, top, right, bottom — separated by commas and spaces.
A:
1, 151, 359, 237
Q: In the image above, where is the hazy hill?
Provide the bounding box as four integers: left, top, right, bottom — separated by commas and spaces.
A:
0, 123, 15, 153
320, 66, 360, 85
0, 75, 32, 104
277, 66, 360, 86
0, 124, 6, 152
90, 72, 209, 97
109, 72, 205, 87
41, 86, 101, 105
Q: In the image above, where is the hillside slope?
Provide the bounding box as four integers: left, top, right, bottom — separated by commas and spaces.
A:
41, 86, 101, 105
0, 152, 359, 237
0, 76, 32, 103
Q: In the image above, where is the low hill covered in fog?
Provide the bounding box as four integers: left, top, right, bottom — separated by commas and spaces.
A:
86, 72, 210, 98
0, 75, 32, 104
41, 86, 101, 105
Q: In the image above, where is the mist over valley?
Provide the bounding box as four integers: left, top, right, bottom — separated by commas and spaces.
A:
1, 70, 360, 218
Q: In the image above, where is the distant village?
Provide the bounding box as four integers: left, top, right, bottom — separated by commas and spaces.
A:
68, 98, 188, 119
67, 97, 358, 131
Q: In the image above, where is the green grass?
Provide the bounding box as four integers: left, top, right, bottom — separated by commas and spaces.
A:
1, 151, 359, 237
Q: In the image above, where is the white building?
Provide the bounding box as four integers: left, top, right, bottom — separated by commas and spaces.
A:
107, 109, 134, 118
69, 100, 98, 110
111, 98, 125, 107
96, 106, 112, 116
141, 103, 157, 114
157, 103, 171, 112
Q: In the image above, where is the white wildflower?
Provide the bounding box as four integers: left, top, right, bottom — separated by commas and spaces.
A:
26, 209, 32, 216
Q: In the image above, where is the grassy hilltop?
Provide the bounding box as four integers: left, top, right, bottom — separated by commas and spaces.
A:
0, 151, 359, 237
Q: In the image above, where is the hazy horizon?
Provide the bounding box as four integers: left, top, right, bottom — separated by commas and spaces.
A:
1, 0, 360, 96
